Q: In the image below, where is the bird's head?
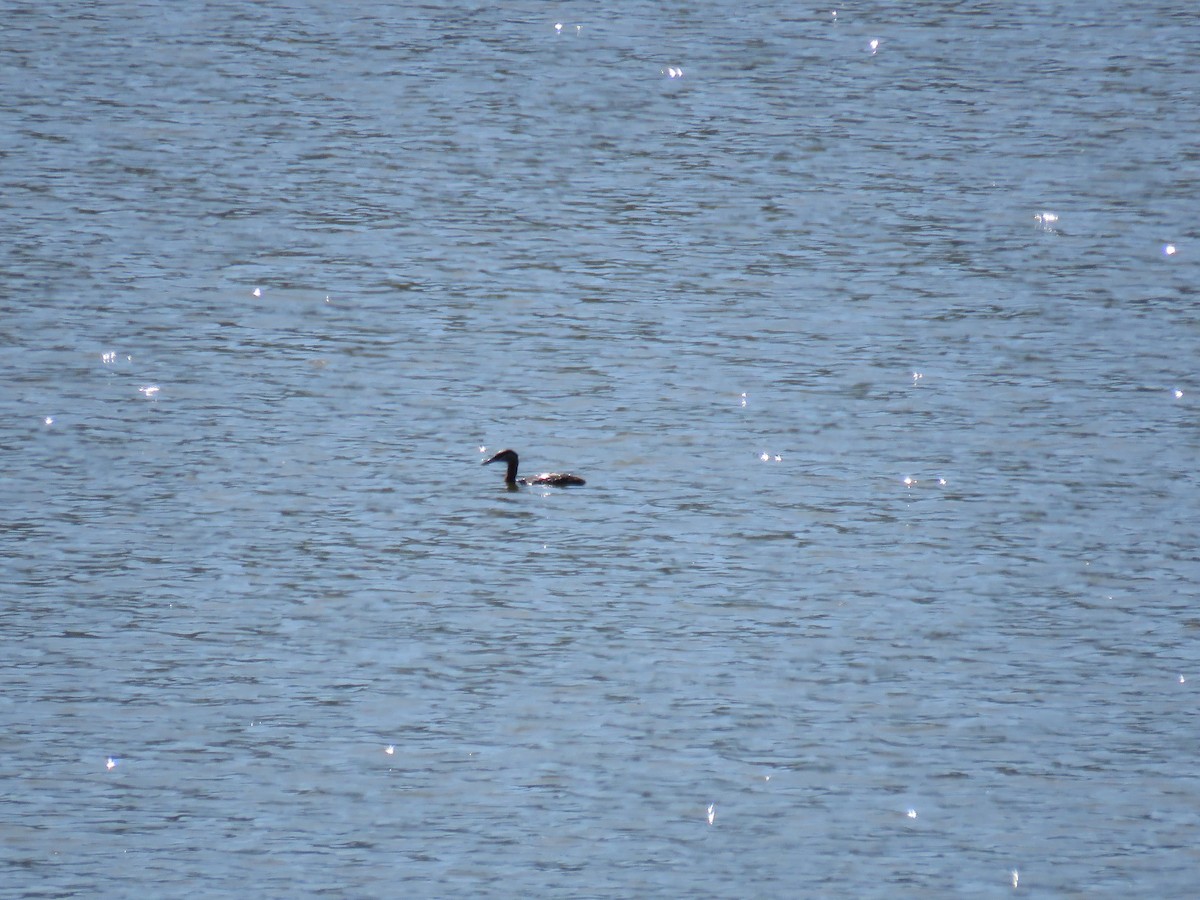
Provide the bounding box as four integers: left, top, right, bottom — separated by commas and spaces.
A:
483, 449, 518, 466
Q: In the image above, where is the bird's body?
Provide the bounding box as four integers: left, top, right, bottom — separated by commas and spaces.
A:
482, 449, 585, 488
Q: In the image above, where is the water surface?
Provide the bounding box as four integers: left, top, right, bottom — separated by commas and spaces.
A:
3, 2, 1199, 896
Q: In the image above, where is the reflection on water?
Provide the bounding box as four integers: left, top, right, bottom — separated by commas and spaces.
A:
3, 1, 1199, 896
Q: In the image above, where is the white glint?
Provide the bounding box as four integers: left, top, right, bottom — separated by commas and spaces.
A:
760, 452, 770, 462
106, 757, 118, 770
555, 22, 563, 33
707, 803, 716, 825
906, 808, 917, 819
139, 385, 160, 397
1163, 243, 1177, 256
903, 476, 915, 487
252, 287, 262, 298
385, 745, 395, 755
740, 392, 748, 407
1011, 869, 1019, 888
43, 416, 54, 426
102, 351, 116, 364
868, 38, 880, 54
1180, 674, 1186, 684
1174, 389, 1183, 399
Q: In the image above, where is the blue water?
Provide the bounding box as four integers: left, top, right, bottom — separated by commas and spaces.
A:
3, 2, 1199, 896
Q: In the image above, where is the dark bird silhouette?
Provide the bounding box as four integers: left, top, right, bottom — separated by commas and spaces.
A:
482, 449, 585, 488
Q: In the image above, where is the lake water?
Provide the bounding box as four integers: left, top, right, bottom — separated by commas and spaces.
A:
3, 1, 1199, 896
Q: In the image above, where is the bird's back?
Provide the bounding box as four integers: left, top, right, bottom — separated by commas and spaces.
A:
525, 472, 586, 487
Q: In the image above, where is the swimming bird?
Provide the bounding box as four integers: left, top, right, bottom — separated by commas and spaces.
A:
482, 449, 585, 487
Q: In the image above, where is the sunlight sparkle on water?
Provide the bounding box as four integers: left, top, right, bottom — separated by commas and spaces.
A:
906, 808, 917, 819
385, 745, 395, 755
43, 416, 54, 426
139, 385, 160, 398
102, 351, 116, 364
868, 38, 880, 54
1163, 243, 1177, 256
1034, 211, 1059, 231
1174, 389, 1183, 399
663, 66, 684, 78
1011, 869, 1019, 888
707, 803, 716, 825
106, 757, 118, 770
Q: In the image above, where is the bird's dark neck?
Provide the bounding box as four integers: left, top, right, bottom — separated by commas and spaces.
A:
504, 457, 519, 484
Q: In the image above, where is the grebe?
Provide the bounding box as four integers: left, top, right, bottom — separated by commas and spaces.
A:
482, 449, 586, 487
